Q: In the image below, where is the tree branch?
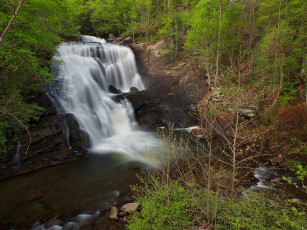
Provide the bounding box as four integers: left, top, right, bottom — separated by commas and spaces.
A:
0, 0, 25, 44
2, 111, 31, 155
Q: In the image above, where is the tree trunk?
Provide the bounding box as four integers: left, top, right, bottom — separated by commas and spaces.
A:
273, 0, 282, 107
215, 0, 222, 86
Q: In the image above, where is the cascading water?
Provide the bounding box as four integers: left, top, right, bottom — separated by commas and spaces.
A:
49, 35, 159, 163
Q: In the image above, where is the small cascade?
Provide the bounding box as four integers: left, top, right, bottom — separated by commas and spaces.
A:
12, 140, 21, 169
251, 166, 280, 190
49, 35, 159, 162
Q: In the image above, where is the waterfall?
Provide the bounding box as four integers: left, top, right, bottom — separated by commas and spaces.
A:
49, 35, 159, 162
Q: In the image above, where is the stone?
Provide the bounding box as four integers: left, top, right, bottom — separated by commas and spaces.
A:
108, 206, 119, 220
124, 36, 132, 41
108, 85, 121, 94
26, 189, 42, 201
129, 87, 139, 92
120, 203, 139, 213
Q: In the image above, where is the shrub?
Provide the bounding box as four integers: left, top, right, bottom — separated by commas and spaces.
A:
218, 191, 306, 229
128, 176, 194, 230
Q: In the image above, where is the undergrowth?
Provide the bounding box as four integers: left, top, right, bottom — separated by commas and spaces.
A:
128, 172, 307, 229
127, 125, 307, 229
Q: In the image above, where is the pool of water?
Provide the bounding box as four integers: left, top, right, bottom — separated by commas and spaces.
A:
0, 154, 143, 229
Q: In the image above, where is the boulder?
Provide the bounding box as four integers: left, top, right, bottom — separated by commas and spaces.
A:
108, 85, 121, 94
108, 206, 119, 220
120, 203, 139, 213
129, 87, 139, 92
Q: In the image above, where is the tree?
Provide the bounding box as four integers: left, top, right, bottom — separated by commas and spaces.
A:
0, 0, 76, 157
255, 0, 306, 107
185, 0, 242, 87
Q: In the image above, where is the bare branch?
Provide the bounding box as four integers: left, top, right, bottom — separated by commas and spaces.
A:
2, 111, 31, 154
0, 0, 25, 44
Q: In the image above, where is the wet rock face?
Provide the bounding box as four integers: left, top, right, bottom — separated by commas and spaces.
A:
130, 40, 209, 130
124, 76, 193, 130
0, 93, 88, 180
108, 85, 121, 94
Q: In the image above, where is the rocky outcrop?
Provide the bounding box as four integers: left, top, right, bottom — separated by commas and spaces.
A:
132, 39, 260, 121
208, 87, 258, 118
123, 76, 195, 129
130, 39, 208, 129
0, 92, 89, 180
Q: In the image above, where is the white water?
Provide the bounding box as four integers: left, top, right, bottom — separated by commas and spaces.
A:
50, 35, 160, 163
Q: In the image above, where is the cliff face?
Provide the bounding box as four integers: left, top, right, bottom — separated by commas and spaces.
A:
130, 39, 209, 115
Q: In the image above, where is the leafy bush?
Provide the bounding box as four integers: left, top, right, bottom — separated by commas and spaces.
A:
218, 191, 306, 229
128, 176, 194, 230
128, 173, 307, 229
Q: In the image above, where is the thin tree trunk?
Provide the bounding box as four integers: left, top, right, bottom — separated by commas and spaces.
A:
273, 0, 282, 106
147, 6, 150, 42
0, 0, 25, 44
215, 0, 222, 86
231, 46, 242, 201
207, 61, 211, 90
231, 30, 235, 69
206, 114, 213, 222
175, 14, 178, 61
206, 40, 211, 89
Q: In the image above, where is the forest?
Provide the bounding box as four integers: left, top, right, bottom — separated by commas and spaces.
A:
0, 0, 306, 229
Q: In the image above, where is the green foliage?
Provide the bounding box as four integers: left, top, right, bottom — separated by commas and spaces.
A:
128, 175, 194, 230
128, 172, 307, 229
254, 0, 306, 105
282, 145, 307, 192
185, 0, 243, 67
0, 0, 77, 157
218, 191, 306, 229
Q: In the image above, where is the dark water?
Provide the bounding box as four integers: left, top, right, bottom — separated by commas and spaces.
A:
0, 154, 141, 229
